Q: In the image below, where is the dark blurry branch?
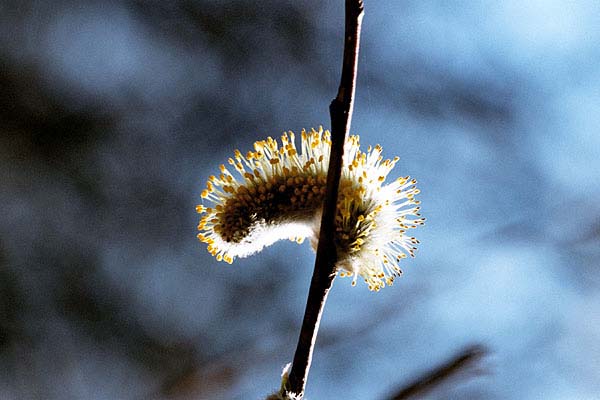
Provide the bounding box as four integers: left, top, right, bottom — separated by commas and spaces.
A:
285, 0, 364, 398
388, 344, 488, 400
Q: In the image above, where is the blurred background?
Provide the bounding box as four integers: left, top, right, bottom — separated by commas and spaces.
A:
1, 0, 599, 399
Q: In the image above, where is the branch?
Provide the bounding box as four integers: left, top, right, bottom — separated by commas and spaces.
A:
388, 345, 488, 400
284, 0, 364, 398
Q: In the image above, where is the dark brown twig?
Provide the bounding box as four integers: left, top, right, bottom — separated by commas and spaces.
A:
284, 0, 364, 397
388, 344, 488, 400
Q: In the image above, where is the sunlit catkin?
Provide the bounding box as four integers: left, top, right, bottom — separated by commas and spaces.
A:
197, 127, 423, 291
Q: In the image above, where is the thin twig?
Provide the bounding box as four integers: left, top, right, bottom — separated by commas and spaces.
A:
285, 0, 364, 397
388, 344, 488, 400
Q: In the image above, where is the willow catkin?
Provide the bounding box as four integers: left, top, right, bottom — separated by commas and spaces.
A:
197, 127, 423, 291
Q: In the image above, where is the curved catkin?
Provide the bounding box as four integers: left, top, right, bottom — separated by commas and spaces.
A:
197, 127, 424, 291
